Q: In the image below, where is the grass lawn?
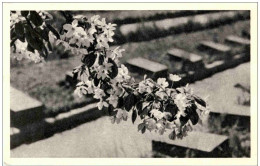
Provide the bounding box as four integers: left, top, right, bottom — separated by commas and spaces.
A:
10, 20, 249, 117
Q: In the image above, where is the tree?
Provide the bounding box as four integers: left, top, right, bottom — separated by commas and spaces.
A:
10, 10, 209, 140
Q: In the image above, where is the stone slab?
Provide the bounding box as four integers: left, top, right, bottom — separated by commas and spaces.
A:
10, 87, 44, 126
167, 48, 203, 63
226, 35, 250, 46
126, 57, 168, 79
199, 41, 231, 54
190, 62, 250, 117
152, 131, 228, 153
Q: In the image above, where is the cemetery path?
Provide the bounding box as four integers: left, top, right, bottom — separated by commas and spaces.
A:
190, 62, 250, 116
11, 117, 153, 158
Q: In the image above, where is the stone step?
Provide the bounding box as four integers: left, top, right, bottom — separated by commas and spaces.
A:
198, 41, 231, 57
152, 131, 230, 157
10, 87, 44, 127
126, 57, 168, 79
225, 35, 250, 46
167, 48, 204, 71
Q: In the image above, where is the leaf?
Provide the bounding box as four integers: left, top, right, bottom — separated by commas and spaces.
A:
29, 11, 43, 27
98, 54, 104, 65
180, 115, 189, 126
81, 53, 96, 67
117, 97, 124, 108
46, 24, 60, 39
169, 130, 176, 140
164, 104, 178, 121
193, 95, 206, 107
107, 58, 118, 79
27, 44, 34, 53
94, 77, 100, 87
141, 126, 146, 134
15, 22, 24, 40
21, 11, 29, 17
138, 123, 145, 131
136, 102, 143, 115
132, 109, 137, 124
72, 71, 78, 81
24, 25, 43, 51
47, 41, 52, 51
124, 93, 136, 112
107, 105, 117, 116
189, 111, 199, 125
35, 27, 49, 41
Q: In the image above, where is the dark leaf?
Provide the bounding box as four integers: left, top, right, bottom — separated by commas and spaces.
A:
94, 77, 100, 87
138, 123, 145, 131
169, 130, 176, 140
101, 83, 111, 95
11, 28, 16, 39
189, 111, 199, 125
24, 25, 43, 51
180, 115, 189, 126
117, 97, 124, 108
107, 105, 117, 116
124, 93, 136, 112
132, 109, 137, 124
136, 102, 143, 115
98, 54, 104, 65
27, 44, 34, 53
21, 11, 29, 17
164, 103, 178, 121
140, 107, 149, 119
193, 95, 206, 107
42, 45, 48, 58
107, 58, 118, 79
47, 41, 52, 51
29, 11, 43, 27
15, 22, 24, 40
82, 53, 96, 67
141, 126, 146, 134
46, 24, 60, 39
35, 27, 49, 41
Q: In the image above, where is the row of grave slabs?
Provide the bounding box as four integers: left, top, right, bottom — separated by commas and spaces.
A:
125, 34, 250, 157
10, 33, 250, 157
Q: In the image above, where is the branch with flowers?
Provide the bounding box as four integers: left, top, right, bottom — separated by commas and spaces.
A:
10, 11, 209, 140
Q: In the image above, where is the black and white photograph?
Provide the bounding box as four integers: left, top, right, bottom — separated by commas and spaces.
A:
3, 2, 258, 166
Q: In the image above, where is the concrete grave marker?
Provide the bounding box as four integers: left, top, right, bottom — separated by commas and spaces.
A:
10, 87, 44, 126
126, 57, 168, 79
198, 41, 231, 58
152, 131, 229, 157
225, 35, 250, 46
167, 48, 204, 71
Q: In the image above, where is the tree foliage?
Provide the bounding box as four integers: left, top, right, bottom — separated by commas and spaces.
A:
10, 10, 209, 140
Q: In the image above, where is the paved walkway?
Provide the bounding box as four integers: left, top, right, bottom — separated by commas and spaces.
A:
11, 117, 153, 158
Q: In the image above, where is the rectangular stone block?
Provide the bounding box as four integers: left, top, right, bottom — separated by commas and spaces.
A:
225, 35, 250, 46
126, 57, 168, 79
198, 41, 231, 58
152, 131, 229, 157
10, 87, 44, 127
167, 48, 204, 71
